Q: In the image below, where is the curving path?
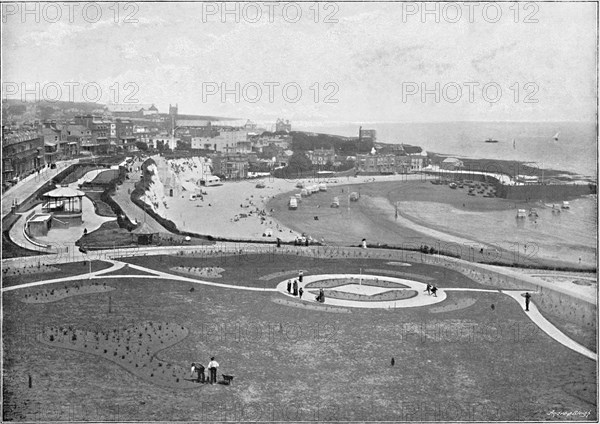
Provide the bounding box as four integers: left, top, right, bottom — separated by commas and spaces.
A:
276, 273, 447, 309
2, 262, 595, 361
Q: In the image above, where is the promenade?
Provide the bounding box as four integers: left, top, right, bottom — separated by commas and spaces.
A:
2, 160, 78, 219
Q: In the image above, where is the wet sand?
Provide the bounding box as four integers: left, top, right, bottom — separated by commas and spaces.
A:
269, 180, 597, 268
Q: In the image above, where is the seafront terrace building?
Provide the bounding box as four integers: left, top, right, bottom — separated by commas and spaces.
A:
356, 153, 412, 174
307, 148, 336, 166
2, 128, 45, 187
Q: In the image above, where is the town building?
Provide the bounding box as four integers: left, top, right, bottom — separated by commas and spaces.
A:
402, 145, 428, 171
65, 124, 91, 155
359, 127, 377, 143
211, 154, 249, 180
2, 128, 45, 187
73, 115, 112, 154
115, 119, 137, 152
275, 118, 292, 132
306, 147, 336, 166
440, 157, 463, 170
41, 122, 68, 162
355, 152, 414, 174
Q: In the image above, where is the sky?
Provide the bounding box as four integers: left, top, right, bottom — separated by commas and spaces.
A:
1, 2, 597, 123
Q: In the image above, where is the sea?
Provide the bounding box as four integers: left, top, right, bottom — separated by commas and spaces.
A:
293, 121, 597, 179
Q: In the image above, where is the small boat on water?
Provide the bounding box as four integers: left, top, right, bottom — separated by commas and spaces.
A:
449, 182, 457, 189
561, 201, 570, 209
485, 138, 499, 143
516, 209, 527, 219
553, 132, 560, 141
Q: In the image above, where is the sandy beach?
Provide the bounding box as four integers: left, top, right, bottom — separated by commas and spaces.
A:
143, 156, 432, 241
268, 179, 597, 269
138, 155, 596, 268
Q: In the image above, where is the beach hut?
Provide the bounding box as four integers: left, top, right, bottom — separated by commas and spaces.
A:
131, 222, 157, 245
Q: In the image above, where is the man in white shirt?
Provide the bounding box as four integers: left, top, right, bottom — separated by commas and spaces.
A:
207, 357, 219, 384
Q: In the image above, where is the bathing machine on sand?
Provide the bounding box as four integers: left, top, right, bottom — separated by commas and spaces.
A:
319, 183, 327, 191
331, 197, 340, 208
516, 209, 527, 219
289, 197, 298, 210
202, 176, 221, 186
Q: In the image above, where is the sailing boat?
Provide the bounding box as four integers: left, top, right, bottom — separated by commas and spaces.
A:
553, 131, 560, 141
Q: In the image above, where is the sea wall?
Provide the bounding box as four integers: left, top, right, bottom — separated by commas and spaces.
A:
495, 183, 596, 201
428, 170, 597, 201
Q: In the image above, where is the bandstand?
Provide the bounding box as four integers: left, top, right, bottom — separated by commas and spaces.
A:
41, 186, 85, 226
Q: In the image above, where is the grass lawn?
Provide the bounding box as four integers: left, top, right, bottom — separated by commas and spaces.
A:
85, 192, 116, 217
2, 260, 113, 288
90, 170, 120, 185
2, 254, 596, 421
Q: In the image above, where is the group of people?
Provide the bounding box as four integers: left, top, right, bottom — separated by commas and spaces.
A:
190, 357, 219, 384
286, 271, 306, 299
424, 284, 439, 297
286, 279, 304, 299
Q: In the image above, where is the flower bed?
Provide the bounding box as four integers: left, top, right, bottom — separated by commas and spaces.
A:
21, 282, 114, 304
306, 288, 417, 302
39, 321, 197, 389
171, 266, 225, 278
304, 277, 409, 289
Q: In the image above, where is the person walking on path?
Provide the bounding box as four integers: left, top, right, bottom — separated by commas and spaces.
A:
287, 280, 291, 293
298, 271, 303, 283
425, 284, 431, 295
207, 357, 219, 384
299, 287, 304, 299
431, 286, 438, 297
293, 280, 298, 296
524, 292, 531, 311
